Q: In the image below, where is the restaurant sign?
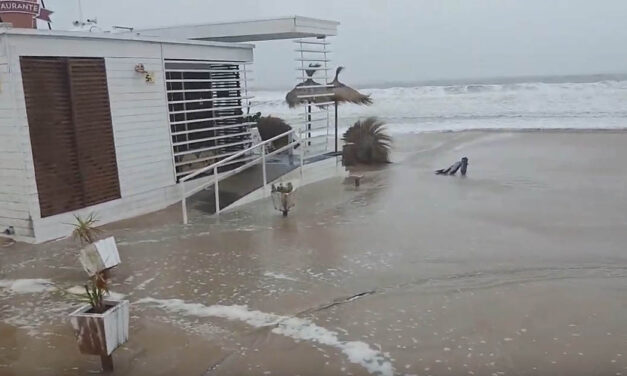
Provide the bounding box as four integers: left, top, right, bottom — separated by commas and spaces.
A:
0, 0, 53, 27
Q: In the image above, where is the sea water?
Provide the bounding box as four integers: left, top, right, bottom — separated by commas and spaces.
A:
252, 76, 627, 134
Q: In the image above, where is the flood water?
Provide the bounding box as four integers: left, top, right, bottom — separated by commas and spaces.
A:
1, 131, 626, 375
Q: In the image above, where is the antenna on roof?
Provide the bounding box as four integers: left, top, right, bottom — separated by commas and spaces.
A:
77, 0, 84, 23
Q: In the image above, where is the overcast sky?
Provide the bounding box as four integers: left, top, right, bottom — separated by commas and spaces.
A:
45, 0, 627, 89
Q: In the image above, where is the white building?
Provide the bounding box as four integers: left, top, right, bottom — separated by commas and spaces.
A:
0, 17, 338, 243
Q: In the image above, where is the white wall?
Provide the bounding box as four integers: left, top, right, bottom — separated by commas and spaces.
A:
0, 34, 37, 239
106, 56, 175, 198
0, 32, 253, 243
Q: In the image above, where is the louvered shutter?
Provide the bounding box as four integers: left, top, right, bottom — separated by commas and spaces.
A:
67, 58, 120, 206
21, 57, 120, 218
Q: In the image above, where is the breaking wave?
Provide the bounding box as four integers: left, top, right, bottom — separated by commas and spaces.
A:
252, 79, 627, 134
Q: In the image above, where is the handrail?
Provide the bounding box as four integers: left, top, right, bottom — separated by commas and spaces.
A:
180, 128, 297, 183
180, 128, 303, 224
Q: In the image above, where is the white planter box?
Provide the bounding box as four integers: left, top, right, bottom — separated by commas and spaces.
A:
69, 300, 129, 355
78, 236, 121, 276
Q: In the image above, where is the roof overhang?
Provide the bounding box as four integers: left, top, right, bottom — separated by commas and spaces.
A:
0, 27, 253, 49
139, 16, 339, 42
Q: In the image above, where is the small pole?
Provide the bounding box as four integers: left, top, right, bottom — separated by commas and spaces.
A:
214, 167, 220, 215
77, 0, 84, 24
334, 101, 338, 153
100, 353, 114, 372
261, 146, 267, 193
181, 182, 188, 224
300, 131, 305, 178
307, 103, 312, 146
40, 0, 52, 30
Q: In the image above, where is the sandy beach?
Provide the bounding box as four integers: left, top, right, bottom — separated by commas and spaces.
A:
1, 130, 626, 376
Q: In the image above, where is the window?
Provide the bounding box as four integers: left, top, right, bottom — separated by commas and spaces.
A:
165, 60, 254, 180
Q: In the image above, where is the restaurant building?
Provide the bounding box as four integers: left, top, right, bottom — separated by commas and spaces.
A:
0, 4, 338, 243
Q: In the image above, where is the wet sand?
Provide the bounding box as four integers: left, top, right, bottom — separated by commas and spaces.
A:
1, 130, 626, 376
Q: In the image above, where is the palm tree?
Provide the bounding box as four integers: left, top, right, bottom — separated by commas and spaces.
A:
342, 117, 392, 165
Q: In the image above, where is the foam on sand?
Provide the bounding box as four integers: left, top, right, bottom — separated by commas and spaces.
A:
66, 285, 126, 300
263, 271, 298, 281
0, 279, 56, 294
137, 297, 394, 376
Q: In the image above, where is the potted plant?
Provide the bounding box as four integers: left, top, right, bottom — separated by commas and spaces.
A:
69, 272, 129, 371
271, 182, 295, 217
71, 213, 121, 277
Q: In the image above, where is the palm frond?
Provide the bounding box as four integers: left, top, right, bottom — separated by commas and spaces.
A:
342, 117, 392, 164
69, 213, 102, 245
286, 66, 373, 108
332, 86, 373, 105
285, 79, 330, 108
256, 116, 292, 149
331, 66, 373, 105
81, 271, 109, 313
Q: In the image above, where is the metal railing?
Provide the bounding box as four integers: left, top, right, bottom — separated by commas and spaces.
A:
179, 129, 304, 224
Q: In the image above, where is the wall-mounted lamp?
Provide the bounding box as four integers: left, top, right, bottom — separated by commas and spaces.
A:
134, 63, 154, 83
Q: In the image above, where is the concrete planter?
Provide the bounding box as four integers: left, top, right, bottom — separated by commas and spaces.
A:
78, 237, 121, 277
271, 191, 295, 216
69, 300, 129, 356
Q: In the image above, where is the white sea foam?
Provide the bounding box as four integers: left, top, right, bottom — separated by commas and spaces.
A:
66, 285, 86, 295
0, 279, 56, 294
137, 297, 394, 376
135, 277, 156, 290
252, 79, 627, 134
263, 271, 298, 281
66, 285, 126, 300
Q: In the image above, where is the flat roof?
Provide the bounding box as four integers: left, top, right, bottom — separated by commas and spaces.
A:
0, 27, 254, 49
139, 16, 339, 42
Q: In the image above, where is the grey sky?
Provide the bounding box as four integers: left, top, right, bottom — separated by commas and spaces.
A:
45, 0, 627, 89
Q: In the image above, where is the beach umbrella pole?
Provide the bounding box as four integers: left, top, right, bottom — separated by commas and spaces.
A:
307, 102, 312, 146
334, 101, 338, 153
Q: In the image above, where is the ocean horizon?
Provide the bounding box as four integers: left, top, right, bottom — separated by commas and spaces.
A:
255, 73, 627, 91
252, 73, 627, 134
